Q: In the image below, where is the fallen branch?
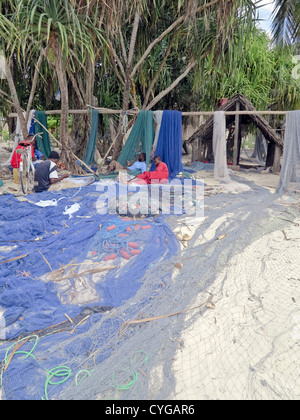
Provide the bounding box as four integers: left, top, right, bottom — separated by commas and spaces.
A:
0, 254, 28, 264
55, 265, 118, 282
38, 250, 53, 272
3, 337, 30, 373
119, 292, 214, 337
70, 315, 90, 335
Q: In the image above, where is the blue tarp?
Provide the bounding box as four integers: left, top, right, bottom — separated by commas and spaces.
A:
151, 110, 183, 179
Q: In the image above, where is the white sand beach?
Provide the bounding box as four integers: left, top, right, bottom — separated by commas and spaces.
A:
171, 208, 300, 400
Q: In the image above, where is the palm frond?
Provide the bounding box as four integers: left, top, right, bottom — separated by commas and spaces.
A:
272, 0, 299, 45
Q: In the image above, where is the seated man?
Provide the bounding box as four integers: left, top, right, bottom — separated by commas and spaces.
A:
106, 152, 147, 174
29, 135, 46, 163
34, 151, 69, 193
129, 155, 169, 185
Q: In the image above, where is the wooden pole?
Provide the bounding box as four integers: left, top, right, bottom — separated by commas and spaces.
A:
8, 109, 290, 118
266, 142, 276, 169
8, 109, 89, 117
191, 139, 197, 163
197, 137, 202, 161
233, 100, 240, 168
273, 145, 282, 174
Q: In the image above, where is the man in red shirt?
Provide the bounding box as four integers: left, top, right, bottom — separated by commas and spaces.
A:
128, 156, 169, 184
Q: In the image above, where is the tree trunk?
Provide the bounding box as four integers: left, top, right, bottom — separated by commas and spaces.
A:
112, 8, 140, 161
110, 0, 220, 161
5, 56, 28, 139
121, 9, 140, 113
145, 60, 197, 110
233, 100, 240, 167
25, 51, 45, 124
142, 32, 175, 109
77, 57, 95, 157
68, 56, 96, 159
54, 44, 77, 171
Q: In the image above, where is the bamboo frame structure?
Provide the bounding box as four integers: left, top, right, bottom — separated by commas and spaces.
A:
8, 107, 289, 119
8, 102, 290, 172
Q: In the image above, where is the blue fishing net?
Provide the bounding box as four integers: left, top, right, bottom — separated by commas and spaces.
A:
0, 182, 187, 400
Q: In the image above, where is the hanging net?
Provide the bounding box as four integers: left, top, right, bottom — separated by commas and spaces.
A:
277, 111, 300, 194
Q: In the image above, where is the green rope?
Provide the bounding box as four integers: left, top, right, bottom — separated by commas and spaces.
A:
75, 369, 91, 386
1, 334, 72, 401
112, 371, 138, 390
111, 350, 149, 391
43, 366, 72, 401
4, 335, 39, 364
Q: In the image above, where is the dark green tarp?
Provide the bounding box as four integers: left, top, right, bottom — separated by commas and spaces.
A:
117, 110, 155, 167
83, 109, 98, 167
34, 111, 52, 159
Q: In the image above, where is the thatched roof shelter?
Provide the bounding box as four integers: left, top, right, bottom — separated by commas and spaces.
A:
187, 93, 283, 148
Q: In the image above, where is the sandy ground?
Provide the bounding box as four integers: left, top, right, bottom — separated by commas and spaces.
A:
1, 142, 299, 400
170, 209, 300, 400
168, 158, 300, 400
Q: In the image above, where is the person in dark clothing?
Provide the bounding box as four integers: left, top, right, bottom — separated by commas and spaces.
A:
34, 151, 69, 193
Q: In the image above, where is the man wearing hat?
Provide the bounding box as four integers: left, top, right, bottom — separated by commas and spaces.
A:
34, 151, 69, 193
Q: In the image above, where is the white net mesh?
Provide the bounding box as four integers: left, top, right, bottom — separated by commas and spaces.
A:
56, 181, 300, 400
277, 111, 300, 194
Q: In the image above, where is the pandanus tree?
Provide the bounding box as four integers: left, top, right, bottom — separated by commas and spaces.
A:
107, 0, 257, 160
0, 0, 259, 165
0, 0, 106, 170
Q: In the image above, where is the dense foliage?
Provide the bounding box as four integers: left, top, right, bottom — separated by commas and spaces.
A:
0, 0, 299, 164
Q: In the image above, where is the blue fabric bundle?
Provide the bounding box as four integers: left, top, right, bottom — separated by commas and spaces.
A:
151, 110, 183, 179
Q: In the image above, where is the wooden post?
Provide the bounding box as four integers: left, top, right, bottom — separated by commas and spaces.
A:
197, 137, 202, 161
233, 100, 240, 169
191, 139, 198, 162
266, 142, 275, 169
237, 123, 243, 165
273, 145, 282, 174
